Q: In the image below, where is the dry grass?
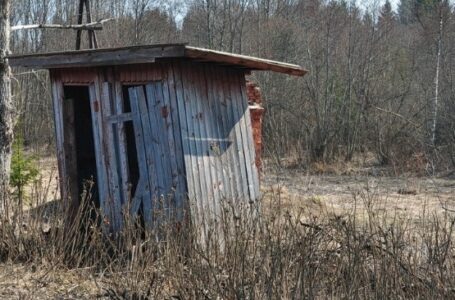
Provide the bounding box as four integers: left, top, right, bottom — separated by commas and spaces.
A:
1, 157, 455, 298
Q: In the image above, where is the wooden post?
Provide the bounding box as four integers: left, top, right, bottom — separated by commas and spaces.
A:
76, 0, 98, 50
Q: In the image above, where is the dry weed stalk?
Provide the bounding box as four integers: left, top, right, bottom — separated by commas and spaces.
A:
0, 180, 455, 299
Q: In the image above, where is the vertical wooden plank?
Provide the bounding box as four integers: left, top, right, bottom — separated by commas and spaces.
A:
169, 63, 194, 198
113, 80, 130, 207
145, 83, 166, 195
237, 72, 261, 201
145, 82, 173, 216
88, 80, 109, 227
228, 70, 256, 202
129, 177, 146, 215
136, 86, 160, 202
128, 87, 151, 224
193, 64, 221, 229
200, 64, 232, 243
184, 62, 216, 240
163, 64, 188, 221
208, 65, 237, 204
50, 74, 68, 203
229, 69, 252, 202
129, 87, 156, 226
220, 67, 248, 203
173, 62, 206, 243
101, 82, 123, 231
62, 94, 79, 209
204, 65, 233, 203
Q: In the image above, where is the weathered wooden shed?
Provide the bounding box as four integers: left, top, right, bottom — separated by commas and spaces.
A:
9, 44, 307, 232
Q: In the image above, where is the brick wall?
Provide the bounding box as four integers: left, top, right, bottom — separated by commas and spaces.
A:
247, 81, 265, 174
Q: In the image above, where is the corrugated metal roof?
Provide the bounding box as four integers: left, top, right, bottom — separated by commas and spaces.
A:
8, 43, 307, 76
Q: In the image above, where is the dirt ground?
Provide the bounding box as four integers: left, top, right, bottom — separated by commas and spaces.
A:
26, 156, 455, 219
0, 264, 102, 299
262, 169, 455, 220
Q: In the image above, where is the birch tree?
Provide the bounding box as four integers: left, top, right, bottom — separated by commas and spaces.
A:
0, 0, 13, 214
430, 3, 444, 146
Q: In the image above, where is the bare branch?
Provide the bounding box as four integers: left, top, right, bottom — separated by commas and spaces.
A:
11, 18, 113, 31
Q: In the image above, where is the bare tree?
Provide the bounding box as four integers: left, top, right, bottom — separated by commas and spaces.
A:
430, 4, 443, 146
0, 0, 13, 214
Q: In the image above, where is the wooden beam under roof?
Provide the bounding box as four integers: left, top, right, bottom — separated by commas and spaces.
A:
8, 44, 308, 76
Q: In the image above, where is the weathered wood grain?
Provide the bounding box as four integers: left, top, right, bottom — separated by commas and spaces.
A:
50, 73, 68, 203
9, 44, 307, 77
193, 64, 220, 229
222, 68, 249, 203
185, 46, 307, 76
208, 65, 236, 203
146, 82, 173, 215
62, 93, 79, 210
175, 62, 206, 243
160, 64, 187, 221
9, 45, 185, 69
100, 82, 123, 231
113, 80, 130, 207
88, 80, 109, 228
228, 70, 256, 202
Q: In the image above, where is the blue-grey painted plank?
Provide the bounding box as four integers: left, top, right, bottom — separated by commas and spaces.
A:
177, 62, 207, 243
146, 82, 174, 217
113, 80, 131, 207
50, 76, 68, 202
106, 112, 134, 123
89, 80, 111, 230
219, 68, 247, 203
130, 176, 146, 215
194, 65, 221, 227
135, 86, 161, 222
200, 64, 232, 243
185, 62, 215, 238
145, 84, 169, 195
170, 62, 195, 206
227, 69, 251, 202
101, 82, 123, 230
227, 71, 256, 202
187, 63, 215, 223
208, 66, 237, 203
161, 64, 187, 221
128, 87, 154, 226
145, 83, 168, 223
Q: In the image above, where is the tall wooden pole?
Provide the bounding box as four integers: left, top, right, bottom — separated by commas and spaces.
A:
76, 0, 98, 50
0, 0, 14, 215
75, 0, 85, 50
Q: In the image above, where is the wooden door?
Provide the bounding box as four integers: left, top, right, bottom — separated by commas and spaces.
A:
94, 81, 186, 231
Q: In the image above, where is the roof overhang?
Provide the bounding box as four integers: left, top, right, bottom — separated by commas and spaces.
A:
8, 43, 307, 77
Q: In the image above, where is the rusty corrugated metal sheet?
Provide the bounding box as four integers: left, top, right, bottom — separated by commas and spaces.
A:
117, 64, 163, 83
53, 68, 96, 84
54, 64, 165, 85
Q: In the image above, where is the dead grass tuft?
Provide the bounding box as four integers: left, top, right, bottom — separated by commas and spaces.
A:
0, 177, 455, 298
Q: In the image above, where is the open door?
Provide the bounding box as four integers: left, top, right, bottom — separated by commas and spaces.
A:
60, 86, 99, 214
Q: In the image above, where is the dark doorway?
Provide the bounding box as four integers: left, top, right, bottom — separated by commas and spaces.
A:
63, 86, 99, 209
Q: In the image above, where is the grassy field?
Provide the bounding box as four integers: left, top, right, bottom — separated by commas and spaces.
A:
0, 158, 455, 299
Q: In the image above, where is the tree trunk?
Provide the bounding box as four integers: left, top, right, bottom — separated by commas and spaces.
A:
0, 0, 14, 215
430, 8, 443, 146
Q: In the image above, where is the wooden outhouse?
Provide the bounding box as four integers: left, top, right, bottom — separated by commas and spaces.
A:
9, 44, 307, 232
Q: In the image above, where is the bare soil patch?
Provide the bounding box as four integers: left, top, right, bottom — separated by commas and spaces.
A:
262, 170, 455, 219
